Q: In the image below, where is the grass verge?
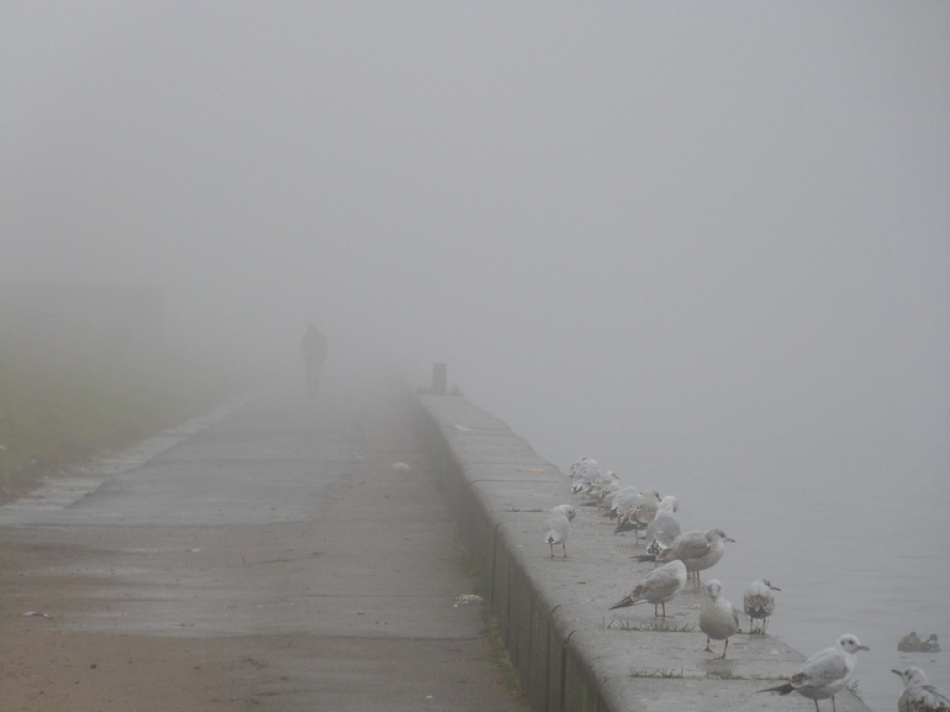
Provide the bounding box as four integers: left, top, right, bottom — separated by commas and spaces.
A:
0, 349, 239, 501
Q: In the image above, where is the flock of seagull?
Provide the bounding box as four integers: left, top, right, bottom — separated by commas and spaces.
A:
539, 457, 948, 712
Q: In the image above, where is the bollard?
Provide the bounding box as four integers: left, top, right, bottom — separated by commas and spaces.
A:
432, 363, 447, 395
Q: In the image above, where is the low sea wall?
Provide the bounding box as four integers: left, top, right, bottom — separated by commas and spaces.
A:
414, 393, 871, 712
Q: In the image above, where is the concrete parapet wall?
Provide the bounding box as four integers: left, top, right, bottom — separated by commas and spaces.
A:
414, 393, 872, 712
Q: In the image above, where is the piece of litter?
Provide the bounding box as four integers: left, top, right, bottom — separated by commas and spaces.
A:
391, 462, 411, 472
452, 424, 470, 431
454, 594, 483, 607
24, 611, 49, 618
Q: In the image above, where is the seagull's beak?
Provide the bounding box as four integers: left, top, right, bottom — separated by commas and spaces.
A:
770, 584, 782, 591
726, 537, 736, 543
891, 669, 903, 676
858, 645, 870, 651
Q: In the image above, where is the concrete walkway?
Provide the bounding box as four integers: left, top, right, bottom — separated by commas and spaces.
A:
0, 376, 528, 711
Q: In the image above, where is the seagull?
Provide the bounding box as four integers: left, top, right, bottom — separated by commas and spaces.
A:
614, 489, 661, 538
644, 512, 681, 557
579, 471, 621, 508
608, 559, 687, 618
543, 504, 575, 558
569, 458, 601, 496
743, 578, 780, 633
550, 504, 575, 522
644, 497, 681, 557
606, 485, 642, 518
588, 470, 620, 498
634, 529, 735, 589
892, 667, 950, 712
760, 634, 870, 712
699, 579, 740, 658
658, 494, 679, 513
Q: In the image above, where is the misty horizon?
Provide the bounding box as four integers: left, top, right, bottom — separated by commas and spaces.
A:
3, 3, 947, 493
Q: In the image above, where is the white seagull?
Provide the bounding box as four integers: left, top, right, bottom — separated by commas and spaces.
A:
569, 457, 602, 495
644, 496, 681, 557
892, 667, 950, 712
608, 559, 687, 618
586, 470, 620, 501
743, 578, 780, 634
543, 504, 575, 558
644, 512, 681, 557
760, 634, 870, 712
699, 579, 740, 658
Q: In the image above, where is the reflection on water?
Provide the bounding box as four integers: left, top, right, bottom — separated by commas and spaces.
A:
647, 446, 949, 712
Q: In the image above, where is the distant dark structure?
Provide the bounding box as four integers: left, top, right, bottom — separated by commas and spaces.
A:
415, 363, 463, 397
0, 283, 165, 367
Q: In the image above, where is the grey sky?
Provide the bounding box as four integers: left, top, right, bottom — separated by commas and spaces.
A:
2, 2, 947, 469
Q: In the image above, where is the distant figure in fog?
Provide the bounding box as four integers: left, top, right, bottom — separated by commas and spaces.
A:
300, 323, 328, 398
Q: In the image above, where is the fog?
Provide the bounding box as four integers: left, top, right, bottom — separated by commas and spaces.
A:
2, 4, 948, 706
5, 2, 946, 468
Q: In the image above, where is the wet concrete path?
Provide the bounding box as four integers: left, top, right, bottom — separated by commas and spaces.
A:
0, 377, 527, 711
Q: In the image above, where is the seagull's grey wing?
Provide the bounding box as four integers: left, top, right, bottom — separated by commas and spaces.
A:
901, 684, 950, 712
611, 488, 641, 511
801, 648, 849, 686
639, 565, 684, 602
654, 513, 680, 547
670, 531, 712, 560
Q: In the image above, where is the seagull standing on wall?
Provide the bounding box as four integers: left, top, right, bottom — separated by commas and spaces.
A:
699, 579, 740, 658
608, 559, 687, 618
569, 457, 601, 495
606, 485, 642, 519
644, 495, 680, 556
614, 489, 661, 539
743, 578, 780, 634
892, 667, 950, 712
644, 512, 681, 558
543, 505, 575, 558
760, 634, 870, 712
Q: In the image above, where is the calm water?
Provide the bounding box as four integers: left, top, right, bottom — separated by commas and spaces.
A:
629, 445, 950, 712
